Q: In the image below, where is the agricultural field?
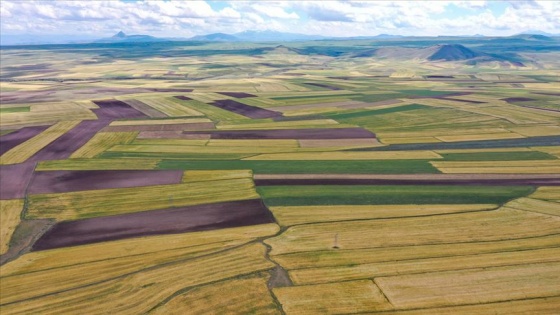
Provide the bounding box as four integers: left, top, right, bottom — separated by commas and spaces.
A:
1, 33, 560, 315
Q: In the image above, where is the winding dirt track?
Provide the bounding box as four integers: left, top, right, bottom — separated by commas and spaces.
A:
254, 174, 560, 186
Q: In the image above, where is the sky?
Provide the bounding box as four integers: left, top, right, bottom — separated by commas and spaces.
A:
1, 0, 559, 40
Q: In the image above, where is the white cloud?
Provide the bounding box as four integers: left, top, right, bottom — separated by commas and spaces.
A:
0, 0, 558, 39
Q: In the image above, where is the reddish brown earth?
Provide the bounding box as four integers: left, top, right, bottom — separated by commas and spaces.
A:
184, 128, 376, 139
303, 82, 342, 90
253, 174, 560, 186
0, 126, 49, 155
122, 99, 167, 118
439, 97, 486, 104
27, 120, 110, 163
0, 162, 36, 199
216, 92, 256, 98
174, 95, 193, 101
502, 97, 535, 103
210, 99, 282, 119
28, 170, 184, 194
148, 88, 193, 92
92, 99, 149, 120
32, 199, 275, 251
101, 122, 215, 132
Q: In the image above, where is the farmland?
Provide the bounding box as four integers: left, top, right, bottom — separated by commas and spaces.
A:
1, 34, 560, 315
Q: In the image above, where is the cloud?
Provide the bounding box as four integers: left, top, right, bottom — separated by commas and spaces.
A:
0, 0, 558, 39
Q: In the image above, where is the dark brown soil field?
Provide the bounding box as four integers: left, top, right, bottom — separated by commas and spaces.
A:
502, 97, 535, 103
184, 128, 376, 139
303, 82, 342, 90
0, 126, 49, 155
32, 199, 275, 251
27, 120, 110, 163
174, 95, 193, 101
92, 99, 149, 120
137, 131, 212, 139
216, 92, 256, 98
210, 99, 282, 119
148, 88, 193, 92
122, 99, 167, 118
439, 97, 486, 104
101, 122, 215, 132
0, 162, 36, 199
28, 170, 184, 194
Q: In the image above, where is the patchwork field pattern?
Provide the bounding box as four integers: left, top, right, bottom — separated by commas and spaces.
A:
1, 38, 560, 314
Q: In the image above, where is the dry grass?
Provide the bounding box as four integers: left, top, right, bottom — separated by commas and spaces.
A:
435, 132, 524, 142
0, 120, 81, 164
110, 118, 211, 126
273, 280, 392, 314
272, 234, 560, 270
216, 119, 341, 130
376, 261, 560, 309
270, 204, 497, 226
70, 132, 138, 158
289, 247, 560, 285
265, 209, 560, 255
0, 199, 24, 255
504, 198, 560, 216
530, 186, 560, 200
432, 160, 560, 174
1, 243, 274, 314
508, 125, 560, 137
138, 97, 204, 117
182, 169, 253, 183
26, 177, 259, 220
151, 275, 280, 315
36, 158, 160, 170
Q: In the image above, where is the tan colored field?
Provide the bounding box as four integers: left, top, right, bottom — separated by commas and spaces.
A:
182, 169, 253, 182
375, 262, 560, 309
531, 186, 560, 200
380, 136, 441, 144
108, 143, 299, 154
216, 119, 342, 130
36, 158, 161, 170
69, 132, 138, 158
508, 125, 560, 137
265, 209, 560, 255
1, 243, 275, 314
364, 296, 560, 315
435, 147, 533, 154
137, 97, 204, 116
272, 234, 560, 270
289, 247, 560, 285
298, 138, 382, 148
435, 132, 524, 142
0, 199, 24, 255
504, 197, 560, 216
110, 118, 212, 126
26, 177, 259, 220
432, 160, 560, 174
273, 280, 392, 314
270, 204, 497, 226
151, 275, 280, 314
0, 106, 96, 128
1, 120, 81, 164
207, 139, 300, 148
246, 150, 442, 160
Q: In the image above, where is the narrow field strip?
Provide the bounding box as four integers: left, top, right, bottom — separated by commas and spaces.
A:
0, 199, 24, 255
0, 120, 81, 165
69, 132, 138, 159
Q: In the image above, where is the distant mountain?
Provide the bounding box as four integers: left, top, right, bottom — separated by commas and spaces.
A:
342, 34, 404, 40
427, 44, 482, 61
510, 34, 554, 41
189, 33, 238, 42
95, 31, 168, 43
517, 30, 559, 37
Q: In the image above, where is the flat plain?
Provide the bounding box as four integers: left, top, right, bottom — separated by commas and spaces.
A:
1, 35, 559, 314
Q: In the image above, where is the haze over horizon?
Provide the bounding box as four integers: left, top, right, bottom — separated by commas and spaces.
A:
1, 0, 559, 44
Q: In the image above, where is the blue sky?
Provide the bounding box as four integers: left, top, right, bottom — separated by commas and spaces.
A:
1, 1, 558, 39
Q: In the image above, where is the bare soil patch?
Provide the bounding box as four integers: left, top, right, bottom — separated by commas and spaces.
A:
439, 97, 486, 104
184, 128, 376, 140
28, 170, 184, 194
149, 88, 193, 92
216, 92, 256, 98
303, 83, 342, 90
502, 97, 535, 103
92, 99, 149, 120
122, 99, 167, 118
0, 219, 54, 265
27, 120, 110, 162
32, 199, 275, 251
138, 131, 212, 139
102, 122, 215, 132
0, 162, 36, 199
210, 99, 282, 119
0, 126, 49, 155
174, 95, 193, 101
